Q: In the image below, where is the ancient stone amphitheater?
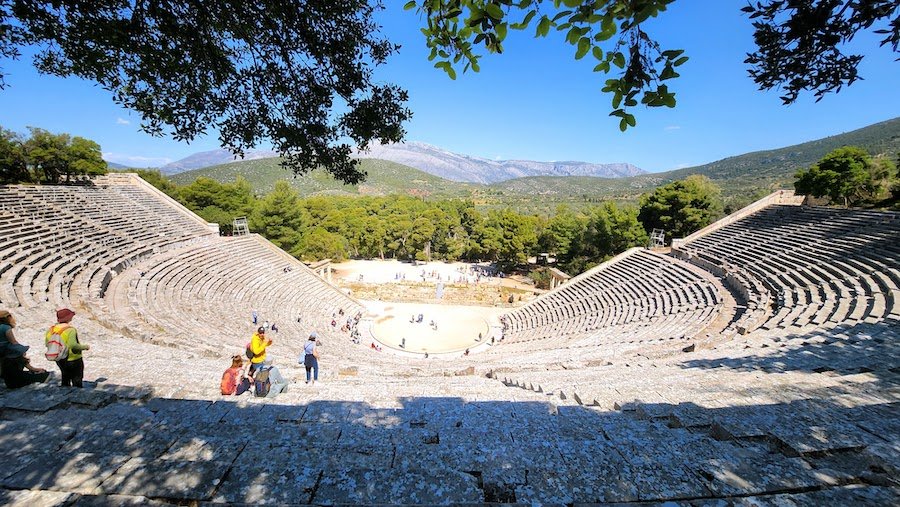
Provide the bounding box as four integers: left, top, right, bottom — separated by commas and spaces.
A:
0, 173, 898, 505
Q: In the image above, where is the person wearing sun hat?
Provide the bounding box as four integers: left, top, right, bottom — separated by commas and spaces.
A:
1, 309, 50, 388
45, 308, 90, 388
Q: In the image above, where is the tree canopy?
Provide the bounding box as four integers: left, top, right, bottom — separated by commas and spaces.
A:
1, 0, 411, 184
0, 126, 107, 184
2, 1, 897, 183
408, 0, 899, 130
638, 175, 723, 242
794, 146, 897, 206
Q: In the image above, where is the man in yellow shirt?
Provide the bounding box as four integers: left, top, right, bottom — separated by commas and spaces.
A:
249, 327, 271, 375
46, 308, 90, 388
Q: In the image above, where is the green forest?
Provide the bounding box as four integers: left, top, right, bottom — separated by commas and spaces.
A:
3, 122, 897, 279
140, 143, 900, 277
140, 170, 725, 275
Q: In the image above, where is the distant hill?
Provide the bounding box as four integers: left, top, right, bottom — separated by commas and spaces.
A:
170, 158, 481, 198
353, 141, 645, 183
161, 148, 278, 175
169, 117, 900, 212
160, 142, 644, 182
496, 116, 900, 202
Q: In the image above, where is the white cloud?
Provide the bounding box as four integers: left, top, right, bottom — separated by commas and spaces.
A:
103, 152, 173, 167
664, 125, 681, 131
115, 117, 131, 125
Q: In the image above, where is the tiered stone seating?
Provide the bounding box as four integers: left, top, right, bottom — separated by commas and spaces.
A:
674, 204, 900, 333
0, 182, 213, 310
499, 249, 724, 362
1, 365, 896, 504
108, 234, 365, 356
1, 180, 898, 505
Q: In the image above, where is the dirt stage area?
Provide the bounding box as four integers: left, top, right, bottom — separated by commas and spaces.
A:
331, 259, 538, 307
364, 300, 503, 355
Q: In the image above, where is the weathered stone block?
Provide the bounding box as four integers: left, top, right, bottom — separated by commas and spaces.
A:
99, 457, 232, 500
1, 452, 130, 494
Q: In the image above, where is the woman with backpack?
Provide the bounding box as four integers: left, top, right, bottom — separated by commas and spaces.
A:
301, 331, 320, 384
46, 308, 89, 388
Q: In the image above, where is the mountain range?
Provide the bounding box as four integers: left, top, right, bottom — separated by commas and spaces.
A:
155, 142, 644, 182
169, 117, 900, 214
158, 148, 279, 175
350, 142, 644, 183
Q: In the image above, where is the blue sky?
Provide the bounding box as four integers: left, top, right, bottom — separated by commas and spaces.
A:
0, 1, 897, 173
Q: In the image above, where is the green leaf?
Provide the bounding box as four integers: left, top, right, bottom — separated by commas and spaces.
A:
434, 61, 456, 80
536, 16, 550, 37
673, 56, 689, 67
521, 10, 536, 27
496, 23, 508, 41
596, 16, 616, 41
619, 118, 628, 131
612, 52, 625, 69
575, 37, 590, 60
592, 46, 603, 61
566, 27, 581, 44
403, 1, 417, 11
485, 3, 503, 20
625, 113, 636, 127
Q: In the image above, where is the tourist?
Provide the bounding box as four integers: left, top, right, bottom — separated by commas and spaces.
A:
270, 322, 278, 333
1, 309, 23, 347
220, 355, 245, 395
464, 348, 470, 356
301, 332, 320, 384
46, 308, 89, 388
252, 310, 258, 325
248, 327, 271, 375
253, 362, 288, 397
1, 310, 49, 388
1, 342, 49, 388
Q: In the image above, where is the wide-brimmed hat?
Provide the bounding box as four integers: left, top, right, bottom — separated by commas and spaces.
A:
2, 342, 29, 359
56, 308, 75, 322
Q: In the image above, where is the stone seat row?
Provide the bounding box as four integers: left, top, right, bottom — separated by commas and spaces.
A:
107, 235, 365, 357
0, 184, 214, 310
503, 250, 722, 354
675, 204, 900, 335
